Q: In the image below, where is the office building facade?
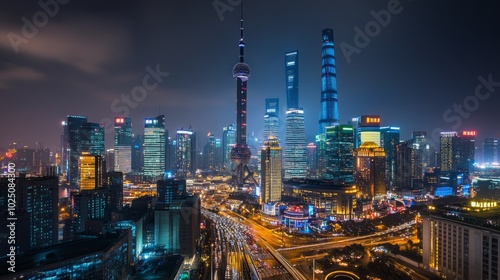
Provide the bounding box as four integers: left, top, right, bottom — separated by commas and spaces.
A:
79, 152, 103, 191
114, 117, 132, 173
143, 115, 167, 179
261, 137, 282, 203
264, 98, 280, 140
176, 129, 196, 178
63, 115, 88, 185
380, 126, 400, 188
354, 142, 386, 197
325, 125, 354, 183
284, 108, 307, 179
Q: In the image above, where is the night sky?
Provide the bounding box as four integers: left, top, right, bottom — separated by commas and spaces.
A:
1, 0, 500, 151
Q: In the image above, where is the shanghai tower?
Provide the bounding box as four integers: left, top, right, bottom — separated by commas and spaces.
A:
230, 6, 257, 188
318, 28, 339, 134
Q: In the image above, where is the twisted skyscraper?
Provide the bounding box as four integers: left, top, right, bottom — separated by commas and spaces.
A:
319, 29, 339, 134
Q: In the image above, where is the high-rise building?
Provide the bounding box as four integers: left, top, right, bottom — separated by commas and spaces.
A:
458, 131, 476, 173
422, 202, 500, 279
176, 129, 196, 178
484, 138, 498, 163
131, 134, 144, 172
261, 137, 282, 203
203, 132, 216, 171
440, 131, 458, 172
325, 125, 354, 183
143, 115, 166, 180
354, 142, 386, 197
356, 115, 381, 147
264, 98, 280, 140
315, 134, 327, 178
284, 108, 307, 179
79, 152, 103, 191
230, 10, 257, 188
285, 51, 299, 109
318, 28, 339, 134
222, 124, 236, 171
440, 131, 476, 173
306, 142, 317, 176
114, 117, 132, 173
380, 126, 400, 188
64, 115, 88, 185
157, 178, 187, 205
0, 176, 58, 255
79, 122, 105, 156
412, 131, 434, 173
105, 171, 123, 212
396, 140, 422, 188
154, 194, 200, 257
214, 138, 223, 171
71, 188, 108, 234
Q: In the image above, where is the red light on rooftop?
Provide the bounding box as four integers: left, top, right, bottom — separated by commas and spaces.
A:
462, 131, 476, 136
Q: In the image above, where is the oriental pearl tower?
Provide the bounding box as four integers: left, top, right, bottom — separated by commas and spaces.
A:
230, 5, 258, 189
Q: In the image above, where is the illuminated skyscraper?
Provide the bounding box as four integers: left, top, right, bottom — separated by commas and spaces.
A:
79, 122, 105, 156
356, 115, 381, 147
325, 125, 354, 183
176, 129, 196, 178
203, 132, 216, 171
263, 98, 279, 140
285, 51, 299, 109
230, 8, 257, 187
458, 131, 476, 173
143, 115, 166, 179
440, 131, 458, 172
79, 152, 103, 191
261, 137, 282, 203
354, 142, 386, 197
380, 126, 400, 187
222, 124, 236, 171
284, 50, 306, 179
64, 115, 88, 185
284, 108, 307, 179
114, 117, 132, 173
306, 142, 317, 175
319, 29, 339, 134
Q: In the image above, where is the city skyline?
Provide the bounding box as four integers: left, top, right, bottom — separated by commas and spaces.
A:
1, 1, 500, 150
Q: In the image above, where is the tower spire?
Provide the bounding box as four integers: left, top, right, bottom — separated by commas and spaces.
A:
239, 2, 245, 63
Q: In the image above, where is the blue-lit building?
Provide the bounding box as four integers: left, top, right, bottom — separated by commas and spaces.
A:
284, 108, 307, 179
157, 178, 187, 205
222, 124, 236, 171
0, 231, 131, 280
325, 125, 354, 183
285, 51, 299, 109
131, 134, 143, 172
264, 98, 280, 140
63, 115, 88, 185
71, 188, 109, 234
484, 138, 498, 163
176, 129, 196, 178
79, 122, 105, 156
318, 29, 339, 134
143, 115, 167, 180
154, 194, 200, 257
114, 117, 132, 173
380, 126, 400, 188
203, 132, 216, 171
0, 176, 58, 256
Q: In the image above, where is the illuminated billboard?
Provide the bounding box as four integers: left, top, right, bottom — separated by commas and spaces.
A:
360, 115, 381, 126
